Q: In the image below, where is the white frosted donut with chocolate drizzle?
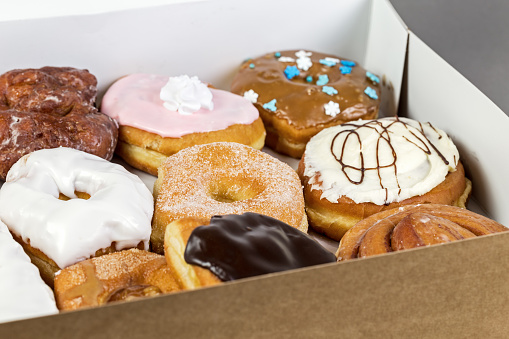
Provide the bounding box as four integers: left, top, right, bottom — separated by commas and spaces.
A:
297, 117, 471, 241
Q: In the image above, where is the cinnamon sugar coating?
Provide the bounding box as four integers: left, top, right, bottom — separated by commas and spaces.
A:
0, 67, 118, 180
152, 142, 308, 254
54, 249, 180, 310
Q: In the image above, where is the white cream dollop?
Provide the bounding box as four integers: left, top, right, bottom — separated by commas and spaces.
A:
303, 117, 460, 205
160, 75, 214, 115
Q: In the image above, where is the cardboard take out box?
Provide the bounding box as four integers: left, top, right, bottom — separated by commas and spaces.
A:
1, 0, 509, 337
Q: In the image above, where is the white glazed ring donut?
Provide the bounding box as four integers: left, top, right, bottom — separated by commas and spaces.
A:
0, 147, 153, 280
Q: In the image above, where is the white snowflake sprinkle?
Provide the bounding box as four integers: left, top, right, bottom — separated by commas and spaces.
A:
243, 89, 259, 103
325, 57, 340, 64
278, 56, 295, 62
297, 56, 312, 71
295, 50, 312, 58
324, 101, 340, 117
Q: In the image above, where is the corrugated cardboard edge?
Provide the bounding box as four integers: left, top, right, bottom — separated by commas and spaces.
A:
2, 230, 509, 338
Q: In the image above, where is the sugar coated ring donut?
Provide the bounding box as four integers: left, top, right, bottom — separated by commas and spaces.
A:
152, 142, 308, 254
54, 248, 180, 310
0, 147, 153, 285
231, 50, 380, 158
0, 66, 118, 180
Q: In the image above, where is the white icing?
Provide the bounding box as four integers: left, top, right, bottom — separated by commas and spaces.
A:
0, 147, 153, 269
303, 117, 460, 205
160, 75, 213, 115
0, 220, 58, 323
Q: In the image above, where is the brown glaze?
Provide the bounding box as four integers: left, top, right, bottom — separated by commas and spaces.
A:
184, 212, 336, 281
231, 50, 380, 129
0, 66, 118, 180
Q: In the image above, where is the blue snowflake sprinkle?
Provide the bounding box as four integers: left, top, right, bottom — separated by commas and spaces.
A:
284, 65, 300, 80
316, 74, 329, 86
249, 63, 255, 69
364, 86, 378, 100
322, 86, 338, 96
275, 52, 281, 58
366, 71, 380, 84
306, 75, 313, 83
319, 59, 337, 67
263, 99, 277, 112
340, 66, 352, 74
341, 60, 356, 67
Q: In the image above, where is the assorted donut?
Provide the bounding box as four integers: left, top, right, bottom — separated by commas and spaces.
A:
101, 74, 265, 175
0, 53, 506, 320
231, 49, 380, 158
0, 147, 154, 289
297, 117, 471, 240
151, 141, 308, 254
0, 66, 118, 181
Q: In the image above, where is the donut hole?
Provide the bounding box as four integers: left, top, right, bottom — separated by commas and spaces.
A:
208, 177, 263, 203
107, 285, 162, 303
58, 191, 91, 201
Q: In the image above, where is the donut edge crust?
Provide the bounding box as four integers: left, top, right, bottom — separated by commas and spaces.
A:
298, 159, 471, 241
164, 217, 222, 290
116, 117, 266, 176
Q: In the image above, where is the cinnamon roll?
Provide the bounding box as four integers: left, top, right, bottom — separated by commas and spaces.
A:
337, 204, 507, 260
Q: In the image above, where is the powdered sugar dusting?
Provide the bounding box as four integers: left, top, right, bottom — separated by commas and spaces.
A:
154, 142, 306, 231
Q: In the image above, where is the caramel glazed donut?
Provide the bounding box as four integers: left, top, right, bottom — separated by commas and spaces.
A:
0, 147, 154, 287
151, 142, 308, 254
231, 49, 380, 158
101, 74, 266, 176
337, 204, 507, 260
298, 117, 472, 241
54, 248, 180, 310
0, 66, 118, 180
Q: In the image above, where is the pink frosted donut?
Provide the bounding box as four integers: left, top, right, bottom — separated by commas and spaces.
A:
101, 74, 266, 175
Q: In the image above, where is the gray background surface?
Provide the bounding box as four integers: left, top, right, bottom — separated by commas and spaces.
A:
390, 0, 509, 116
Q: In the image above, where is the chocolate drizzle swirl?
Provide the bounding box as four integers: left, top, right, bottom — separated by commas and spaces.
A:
184, 212, 336, 281
330, 117, 452, 204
